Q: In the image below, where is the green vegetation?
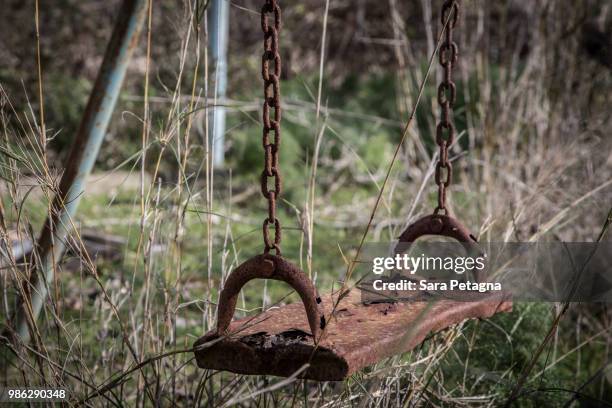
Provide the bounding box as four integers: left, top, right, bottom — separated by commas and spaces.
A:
1, 0, 611, 406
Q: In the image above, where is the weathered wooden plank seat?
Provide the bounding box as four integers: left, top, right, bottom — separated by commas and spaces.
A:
194, 282, 510, 381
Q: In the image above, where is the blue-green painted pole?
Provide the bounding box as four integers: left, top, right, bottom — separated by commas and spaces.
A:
14, 0, 148, 343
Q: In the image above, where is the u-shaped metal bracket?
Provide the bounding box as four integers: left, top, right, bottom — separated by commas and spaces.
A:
214, 254, 325, 341
397, 214, 484, 281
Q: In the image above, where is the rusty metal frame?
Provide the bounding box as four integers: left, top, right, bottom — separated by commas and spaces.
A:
209, 255, 324, 340
397, 213, 485, 282
398, 214, 477, 246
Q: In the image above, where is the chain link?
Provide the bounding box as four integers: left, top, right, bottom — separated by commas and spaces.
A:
434, 0, 460, 215
261, 0, 283, 254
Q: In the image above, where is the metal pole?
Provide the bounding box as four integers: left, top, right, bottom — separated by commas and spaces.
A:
13, 0, 148, 343
208, 0, 229, 167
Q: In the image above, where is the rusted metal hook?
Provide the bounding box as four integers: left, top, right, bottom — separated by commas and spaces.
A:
397, 214, 484, 281
214, 254, 325, 341
398, 214, 477, 244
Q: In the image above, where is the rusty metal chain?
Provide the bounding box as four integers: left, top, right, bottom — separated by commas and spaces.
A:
434, 0, 459, 215
261, 0, 283, 254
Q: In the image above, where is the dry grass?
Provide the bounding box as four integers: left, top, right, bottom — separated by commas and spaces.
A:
1, 0, 611, 406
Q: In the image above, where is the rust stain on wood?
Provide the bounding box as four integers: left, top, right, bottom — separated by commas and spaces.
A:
194, 290, 511, 381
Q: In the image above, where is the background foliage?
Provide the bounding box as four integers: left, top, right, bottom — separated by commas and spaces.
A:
1, 0, 611, 406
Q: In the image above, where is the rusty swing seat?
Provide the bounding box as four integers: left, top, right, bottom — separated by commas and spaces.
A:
194, 0, 511, 381
194, 215, 512, 381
